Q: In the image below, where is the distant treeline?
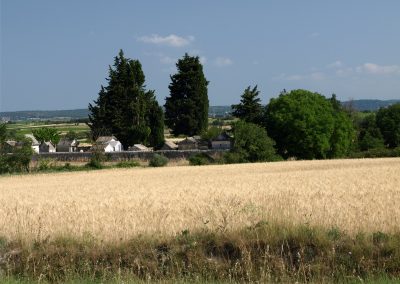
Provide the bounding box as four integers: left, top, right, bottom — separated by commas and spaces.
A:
1, 100, 399, 121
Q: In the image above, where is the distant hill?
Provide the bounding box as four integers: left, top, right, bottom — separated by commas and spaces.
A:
341, 99, 400, 111
1, 99, 399, 121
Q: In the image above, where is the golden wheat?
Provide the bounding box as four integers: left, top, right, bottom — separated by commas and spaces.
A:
0, 158, 399, 242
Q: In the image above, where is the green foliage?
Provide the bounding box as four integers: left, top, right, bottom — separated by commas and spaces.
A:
231, 85, 264, 124
358, 113, 385, 151
265, 90, 355, 159
86, 150, 106, 169
65, 130, 77, 140
200, 126, 222, 141
376, 103, 400, 148
88, 50, 164, 148
231, 121, 280, 163
115, 160, 140, 168
149, 154, 168, 167
188, 153, 213, 166
165, 53, 209, 136
32, 127, 60, 145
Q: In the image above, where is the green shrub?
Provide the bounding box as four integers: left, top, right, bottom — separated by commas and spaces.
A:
86, 150, 106, 169
37, 158, 54, 171
116, 160, 140, 168
149, 154, 168, 167
188, 153, 213, 166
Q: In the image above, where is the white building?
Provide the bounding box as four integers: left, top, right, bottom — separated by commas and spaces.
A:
24, 134, 40, 153
92, 136, 122, 152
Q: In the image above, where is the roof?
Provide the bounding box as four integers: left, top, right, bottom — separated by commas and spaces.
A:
77, 143, 92, 147
178, 137, 198, 145
41, 141, 56, 149
211, 132, 232, 141
57, 138, 78, 147
95, 136, 117, 143
5, 140, 17, 147
162, 141, 178, 149
25, 134, 39, 145
131, 144, 149, 151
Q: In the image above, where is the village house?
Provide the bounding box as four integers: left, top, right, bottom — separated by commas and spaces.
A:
3, 140, 23, 153
56, 138, 79, 152
24, 134, 40, 153
127, 144, 152, 151
160, 141, 178, 150
91, 136, 122, 152
76, 142, 92, 152
39, 141, 56, 153
177, 137, 198, 150
211, 132, 232, 150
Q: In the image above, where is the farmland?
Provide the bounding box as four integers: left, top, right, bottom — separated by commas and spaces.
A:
1, 158, 399, 241
1, 158, 400, 282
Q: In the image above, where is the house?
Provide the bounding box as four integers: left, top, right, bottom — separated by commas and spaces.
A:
39, 141, 56, 153
160, 141, 178, 150
177, 137, 198, 150
24, 134, 40, 153
77, 142, 92, 152
91, 136, 122, 152
128, 144, 151, 151
3, 140, 22, 153
211, 132, 232, 150
56, 138, 79, 152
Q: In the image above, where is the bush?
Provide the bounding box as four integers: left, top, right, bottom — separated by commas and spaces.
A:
37, 158, 54, 171
188, 153, 214, 166
86, 151, 106, 169
116, 160, 140, 168
149, 154, 168, 167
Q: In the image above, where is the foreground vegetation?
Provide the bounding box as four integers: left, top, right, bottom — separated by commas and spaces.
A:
1, 224, 399, 283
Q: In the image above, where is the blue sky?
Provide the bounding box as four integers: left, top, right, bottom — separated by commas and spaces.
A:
1, 1, 400, 111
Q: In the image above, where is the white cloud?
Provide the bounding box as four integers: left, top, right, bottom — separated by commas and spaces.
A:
215, 57, 233, 67
356, 63, 400, 75
137, 34, 194, 47
327, 60, 343, 68
273, 72, 324, 81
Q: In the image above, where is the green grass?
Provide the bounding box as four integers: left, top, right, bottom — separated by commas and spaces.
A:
1, 224, 399, 283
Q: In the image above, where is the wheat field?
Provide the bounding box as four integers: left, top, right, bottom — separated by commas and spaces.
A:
0, 158, 399, 242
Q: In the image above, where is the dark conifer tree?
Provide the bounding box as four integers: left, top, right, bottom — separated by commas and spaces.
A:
165, 54, 209, 136
88, 50, 164, 148
231, 85, 263, 125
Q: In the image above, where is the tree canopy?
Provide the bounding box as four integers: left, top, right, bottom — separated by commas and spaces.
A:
231, 85, 264, 124
32, 128, 60, 145
376, 103, 400, 148
230, 120, 279, 162
88, 50, 164, 148
265, 90, 355, 159
164, 54, 209, 136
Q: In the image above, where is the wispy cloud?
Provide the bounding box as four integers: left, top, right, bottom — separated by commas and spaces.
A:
356, 63, 400, 75
327, 60, 343, 68
137, 34, 194, 47
273, 72, 325, 81
215, 57, 233, 67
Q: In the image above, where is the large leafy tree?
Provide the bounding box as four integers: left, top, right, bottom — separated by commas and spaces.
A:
231, 85, 264, 124
230, 121, 280, 162
32, 127, 60, 145
376, 103, 400, 148
165, 54, 209, 136
88, 50, 164, 148
357, 113, 385, 151
265, 90, 354, 159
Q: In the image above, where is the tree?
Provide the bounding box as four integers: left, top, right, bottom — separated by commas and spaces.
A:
165, 54, 209, 136
230, 121, 280, 162
264, 89, 354, 159
0, 123, 33, 174
376, 103, 400, 148
357, 114, 385, 151
231, 85, 264, 124
88, 50, 164, 148
32, 128, 60, 145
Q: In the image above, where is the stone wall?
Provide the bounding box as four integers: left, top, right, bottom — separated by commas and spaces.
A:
33, 150, 227, 162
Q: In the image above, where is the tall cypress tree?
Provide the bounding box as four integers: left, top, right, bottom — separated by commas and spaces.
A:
88, 50, 164, 148
165, 54, 209, 136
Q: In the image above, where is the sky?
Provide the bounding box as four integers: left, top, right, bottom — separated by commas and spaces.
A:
1, 1, 400, 111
